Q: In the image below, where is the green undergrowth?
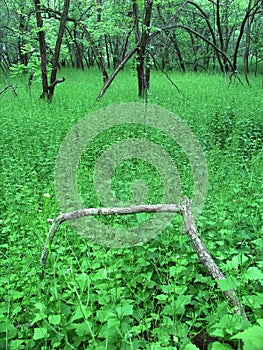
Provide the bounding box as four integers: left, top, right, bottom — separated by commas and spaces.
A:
0, 69, 262, 349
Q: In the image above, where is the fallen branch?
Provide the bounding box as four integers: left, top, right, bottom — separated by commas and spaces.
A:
40, 203, 180, 270
180, 198, 248, 320
40, 197, 247, 319
15, 322, 34, 329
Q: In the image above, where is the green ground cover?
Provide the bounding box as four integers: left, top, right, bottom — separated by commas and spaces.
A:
0, 69, 262, 349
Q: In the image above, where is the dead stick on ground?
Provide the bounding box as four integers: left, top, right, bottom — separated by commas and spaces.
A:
40, 197, 247, 319
180, 197, 248, 320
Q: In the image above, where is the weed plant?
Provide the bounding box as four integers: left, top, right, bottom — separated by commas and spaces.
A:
0, 69, 262, 349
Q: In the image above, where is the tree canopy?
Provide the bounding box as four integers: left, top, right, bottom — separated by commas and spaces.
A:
1, 0, 262, 97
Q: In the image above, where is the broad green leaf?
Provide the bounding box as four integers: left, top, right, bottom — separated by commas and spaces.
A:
0, 321, 17, 340
34, 302, 45, 312
98, 318, 120, 338
227, 254, 249, 269
48, 314, 61, 325
210, 341, 233, 349
10, 340, 24, 350
242, 293, 263, 309
243, 267, 263, 282
72, 322, 91, 337
183, 343, 199, 349
32, 312, 47, 324
231, 326, 263, 350
217, 277, 239, 291
33, 327, 48, 340
175, 294, 192, 314
155, 294, 168, 301
71, 306, 92, 322
209, 328, 225, 337
169, 265, 176, 277
116, 304, 133, 317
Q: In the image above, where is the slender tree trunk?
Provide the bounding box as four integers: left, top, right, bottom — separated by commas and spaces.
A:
72, 25, 84, 70
187, 1, 224, 73
97, 0, 108, 82
49, 0, 70, 98
121, 30, 133, 63
215, 0, 229, 72
18, 13, 28, 66
135, 0, 153, 98
34, 0, 49, 99
243, 22, 251, 77
104, 35, 111, 69
232, 0, 260, 73
156, 4, 185, 72
80, 24, 109, 82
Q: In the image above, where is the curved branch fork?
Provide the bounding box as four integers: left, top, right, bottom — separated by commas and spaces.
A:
40, 197, 247, 319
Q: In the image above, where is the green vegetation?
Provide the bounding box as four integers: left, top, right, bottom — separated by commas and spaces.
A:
0, 70, 262, 349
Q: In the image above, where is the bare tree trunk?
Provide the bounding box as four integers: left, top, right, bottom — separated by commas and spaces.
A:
97, 0, 108, 81
186, 1, 224, 73
34, 0, 68, 99
215, 0, 229, 72
232, 0, 260, 73
34, 0, 49, 99
97, 43, 139, 100
104, 35, 111, 69
243, 20, 251, 86
18, 12, 28, 66
157, 4, 185, 72
80, 24, 109, 82
135, 0, 153, 98
121, 30, 134, 63
49, 0, 70, 98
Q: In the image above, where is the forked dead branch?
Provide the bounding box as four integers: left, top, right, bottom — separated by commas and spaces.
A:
40, 197, 247, 320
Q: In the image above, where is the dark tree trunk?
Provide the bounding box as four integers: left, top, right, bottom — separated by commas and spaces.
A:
73, 26, 84, 70
243, 2, 257, 86
80, 24, 109, 82
156, 4, 185, 72
215, 0, 229, 72
232, 0, 260, 73
34, 0, 49, 99
34, 0, 69, 99
104, 35, 111, 69
121, 30, 133, 63
113, 38, 121, 69
18, 13, 28, 66
187, 1, 224, 73
97, 0, 108, 82
49, 0, 70, 98
135, 0, 153, 98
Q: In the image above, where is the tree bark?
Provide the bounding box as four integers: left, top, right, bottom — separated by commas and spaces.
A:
80, 23, 109, 82
136, 0, 153, 98
34, 0, 49, 99
232, 0, 260, 73
49, 0, 70, 98
97, 43, 140, 100
187, 1, 224, 73
157, 4, 185, 72
18, 12, 28, 66
39, 198, 248, 320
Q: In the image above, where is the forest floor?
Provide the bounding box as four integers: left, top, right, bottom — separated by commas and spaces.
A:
0, 69, 262, 349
